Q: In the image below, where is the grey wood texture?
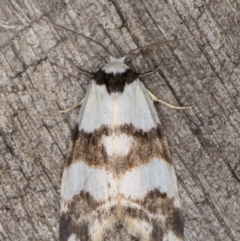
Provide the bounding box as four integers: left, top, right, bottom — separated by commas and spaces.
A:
0, 0, 240, 240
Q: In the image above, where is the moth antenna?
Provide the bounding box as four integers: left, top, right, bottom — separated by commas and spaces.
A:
138, 65, 161, 77
66, 57, 94, 77
147, 90, 192, 110
125, 35, 199, 57
42, 17, 111, 56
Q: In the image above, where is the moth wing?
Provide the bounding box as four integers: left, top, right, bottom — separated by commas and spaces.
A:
60, 80, 184, 241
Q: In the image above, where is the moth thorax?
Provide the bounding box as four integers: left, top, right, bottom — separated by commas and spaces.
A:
93, 56, 138, 93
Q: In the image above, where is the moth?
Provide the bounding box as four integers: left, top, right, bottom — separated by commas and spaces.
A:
47, 18, 191, 241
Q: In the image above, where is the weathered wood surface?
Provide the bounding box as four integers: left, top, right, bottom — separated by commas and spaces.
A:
0, 0, 240, 240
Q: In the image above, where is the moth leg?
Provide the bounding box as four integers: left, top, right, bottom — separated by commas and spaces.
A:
147, 90, 192, 110
57, 99, 84, 113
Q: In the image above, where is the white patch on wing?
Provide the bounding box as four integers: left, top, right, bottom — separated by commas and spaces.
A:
122, 216, 151, 241
90, 214, 116, 241
60, 199, 68, 212
78, 80, 160, 132
174, 194, 181, 208
61, 158, 179, 204
163, 231, 181, 241
139, 220, 153, 234
101, 134, 134, 156
119, 158, 178, 200
61, 162, 117, 202
67, 233, 78, 241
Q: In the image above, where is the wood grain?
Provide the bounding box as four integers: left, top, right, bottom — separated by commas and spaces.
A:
0, 0, 240, 240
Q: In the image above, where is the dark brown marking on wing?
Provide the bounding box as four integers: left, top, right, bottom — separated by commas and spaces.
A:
142, 188, 184, 239
59, 213, 90, 241
61, 189, 183, 240
65, 124, 172, 173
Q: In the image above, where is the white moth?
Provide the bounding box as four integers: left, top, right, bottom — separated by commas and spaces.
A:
49, 19, 190, 241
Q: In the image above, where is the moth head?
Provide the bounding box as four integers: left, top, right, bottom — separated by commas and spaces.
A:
102, 56, 129, 75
